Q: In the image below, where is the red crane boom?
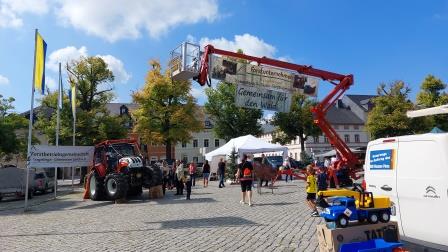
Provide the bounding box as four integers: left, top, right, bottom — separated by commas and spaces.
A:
195, 44, 360, 178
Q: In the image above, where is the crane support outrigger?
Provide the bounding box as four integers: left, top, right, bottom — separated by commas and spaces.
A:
173, 43, 362, 179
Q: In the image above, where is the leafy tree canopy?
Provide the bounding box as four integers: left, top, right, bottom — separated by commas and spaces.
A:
416, 74, 448, 131
132, 60, 203, 159
271, 93, 321, 153
367, 81, 429, 139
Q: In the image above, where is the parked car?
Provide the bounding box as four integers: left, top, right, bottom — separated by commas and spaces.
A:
34, 172, 55, 194
266, 156, 283, 168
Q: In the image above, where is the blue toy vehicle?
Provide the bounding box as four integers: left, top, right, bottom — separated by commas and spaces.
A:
320, 196, 391, 228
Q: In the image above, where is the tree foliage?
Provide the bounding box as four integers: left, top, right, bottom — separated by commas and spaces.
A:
0, 95, 29, 163
132, 60, 203, 160
416, 74, 448, 131
271, 93, 321, 153
204, 83, 263, 141
37, 56, 127, 146
366, 81, 429, 139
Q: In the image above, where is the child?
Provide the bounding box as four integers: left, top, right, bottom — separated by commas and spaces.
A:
317, 165, 328, 192
306, 165, 319, 217
184, 174, 192, 200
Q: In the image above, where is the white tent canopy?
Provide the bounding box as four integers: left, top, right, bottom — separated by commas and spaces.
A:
205, 135, 288, 161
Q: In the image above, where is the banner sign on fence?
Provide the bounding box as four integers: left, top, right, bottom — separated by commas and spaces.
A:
210, 56, 319, 97
235, 84, 292, 112
28, 145, 94, 168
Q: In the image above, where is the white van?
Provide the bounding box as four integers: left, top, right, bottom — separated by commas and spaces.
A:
365, 133, 448, 251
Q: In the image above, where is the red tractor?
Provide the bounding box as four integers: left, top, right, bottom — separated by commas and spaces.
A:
84, 139, 162, 201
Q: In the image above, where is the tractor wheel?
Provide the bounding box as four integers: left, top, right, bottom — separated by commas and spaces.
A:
89, 172, 105, 201
336, 215, 349, 228
368, 212, 379, 224
105, 174, 128, 200
379, 211, 390, 223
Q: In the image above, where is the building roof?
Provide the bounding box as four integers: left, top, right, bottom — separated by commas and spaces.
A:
345, 94, 376, 112
326, 105, 364, 125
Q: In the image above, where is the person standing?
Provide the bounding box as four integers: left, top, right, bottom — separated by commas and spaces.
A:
162, 160, 170, 195
236, 154, 254, 206
185, 174, 192, 200
260, 154, 269, 187
189, 161, 197, 187
317, 165, 328, 192
175, 160, 185, 195
305, 165, 319, 216
218, 158, 226, 188
202, 160, 210, 187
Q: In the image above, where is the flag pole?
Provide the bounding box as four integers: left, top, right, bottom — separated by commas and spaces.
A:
72, 83, 76, 190
54, 62, 62, 198
25, 29, 38, 211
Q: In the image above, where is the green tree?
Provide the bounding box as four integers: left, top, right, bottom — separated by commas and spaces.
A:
367, 81, 429, 139
0, 95, 29, 164
227, 147, 238, 181
271, 93, 321, 154
416, 74, 448, 131
132, 60, 203, 160
204, 83, 263, 141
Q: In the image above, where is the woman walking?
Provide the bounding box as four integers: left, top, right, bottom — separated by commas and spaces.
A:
202, 160, 210, 187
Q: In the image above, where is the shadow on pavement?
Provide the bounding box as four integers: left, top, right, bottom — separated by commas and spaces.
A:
71, 201, 114, 210
145, 216, 258, 229
152, 197, 217, 205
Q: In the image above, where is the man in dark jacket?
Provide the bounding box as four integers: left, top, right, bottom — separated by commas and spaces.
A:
218, 158, 226, 188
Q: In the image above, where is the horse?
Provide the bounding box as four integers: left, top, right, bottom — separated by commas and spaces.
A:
252, 161, 278, 194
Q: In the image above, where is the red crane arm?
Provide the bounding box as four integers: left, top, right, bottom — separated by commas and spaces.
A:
196, 44, 360, 177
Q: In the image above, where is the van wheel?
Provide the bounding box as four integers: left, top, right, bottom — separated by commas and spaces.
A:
336, 215, 349, 228
368, 212, 379, 224
379, 211, 390, 223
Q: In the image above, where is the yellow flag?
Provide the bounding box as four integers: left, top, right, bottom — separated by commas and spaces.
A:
69, 82, 76, 117
34, 32, 47, 94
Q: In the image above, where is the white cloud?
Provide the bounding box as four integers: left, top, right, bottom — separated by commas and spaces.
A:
45, 76, 57, 90
0, 74, 9, 85
55, 0, 219, 42
0, 0, 49, 28
47, 46, 88, 71
199, 33, 277, 58
47, 46, 131, 84
97, 54, 131, 84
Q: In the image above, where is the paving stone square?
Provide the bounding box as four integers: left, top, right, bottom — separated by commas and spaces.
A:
0, 179, 322, 252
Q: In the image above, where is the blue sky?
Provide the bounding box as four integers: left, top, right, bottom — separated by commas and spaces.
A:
1, 0, 447, 114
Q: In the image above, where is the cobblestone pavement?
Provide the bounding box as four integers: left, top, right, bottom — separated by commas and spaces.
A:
0, 179, 323, 252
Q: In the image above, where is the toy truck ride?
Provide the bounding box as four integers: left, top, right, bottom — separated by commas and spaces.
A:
318, 188, 391, 228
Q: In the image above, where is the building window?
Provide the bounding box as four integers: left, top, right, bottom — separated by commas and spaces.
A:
314, 136, 319, 143
181, 142, 186, 148
204, 139, 209, 147
334, 125, 339, 130
324, 136, 329, 143
355, 134, 360, 143
193, 139, 198, 148
294, 153, 297, 160
182, 154, 188, 163
354, 125, 359, 130
344, 125, 349, 130
193, 157, 198, 163
344, 134, 350, 143
215, 139, 219, 147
